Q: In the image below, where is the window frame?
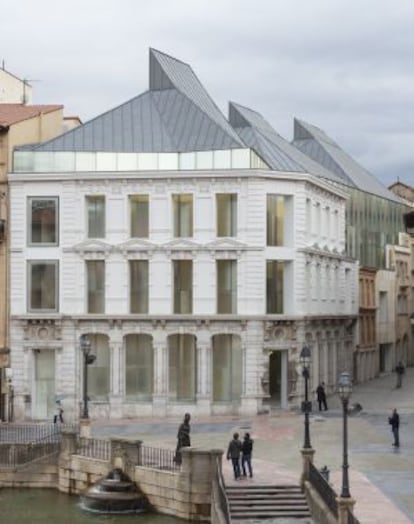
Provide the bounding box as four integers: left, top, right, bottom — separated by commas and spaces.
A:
129, 194, 149, 238
27, 260, 59, 313
27, 196, 59, 246
86, 259, 105, 314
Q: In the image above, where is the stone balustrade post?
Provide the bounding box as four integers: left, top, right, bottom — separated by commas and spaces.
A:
180, 447, 224, 521
110, 438, 143, 477
300, 447, 315, 489
336, 496, 356, 524
59, 430, 78, 463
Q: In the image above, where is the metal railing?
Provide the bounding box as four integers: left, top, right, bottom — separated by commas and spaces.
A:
0, 423, 78, 443
347, 507, 361, 524
309, 462, 338, 517
0, 440, 60, 467
77, 438, 111, 461
140, 445, 179, 471
216, 456, 231, 524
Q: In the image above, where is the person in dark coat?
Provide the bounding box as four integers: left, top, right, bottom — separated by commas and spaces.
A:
395, 361, 405, 388
241, 432, 253, 478
174, 413, 191, 465
388, 408, 400, 447
316, 382, 328, 411
227, 432, 242, 480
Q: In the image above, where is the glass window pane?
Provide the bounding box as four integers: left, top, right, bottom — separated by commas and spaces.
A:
217, 260, 237, 314
168, 334, 196, 401
125, 334, 153, 397
87, 260, 105, 313
212, 334, 242, 402
266, 260, 284, 313
130, 195, 149, 238
267, 195, 285, 246
29, 197, 58, 245
29, 261, 58, 311
87, 196, 105, 238
87, 334, 110, 399
173, 260, 192, 313
130, 260, 149, 313
216, 194, 237, 237
173, 194, 193, 237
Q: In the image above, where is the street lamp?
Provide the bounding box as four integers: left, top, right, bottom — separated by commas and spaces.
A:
300, 345, 312, 449
337, 371, 353, 498
80, 335, 95, 419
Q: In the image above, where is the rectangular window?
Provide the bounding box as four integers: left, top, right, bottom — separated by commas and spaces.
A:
86, 260, 105, 313
28, 261, 58, 312
217, 260, 237, 313
130, 195, 149, 238
173, 194, 193, 237
267, 195, 285, 246
266, 260, 284, 313
28, 197, 58, 245
129, 260, 149, 313
173, 260, 192, 313
216, 193, 237, 237
87, 195, 105, 238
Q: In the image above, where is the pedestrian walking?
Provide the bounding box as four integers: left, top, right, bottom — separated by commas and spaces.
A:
395, 361, 405, 388
227, 432, 242, 480
174, 413, 191, 465
241, 432, 253, 478
53, 400, 64, 423
316, 382, 328, 411
388, 408, 400, 447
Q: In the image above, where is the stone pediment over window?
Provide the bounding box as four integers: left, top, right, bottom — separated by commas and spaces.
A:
117, 238, 157, 258
69, 239, 114, 259
161, 238, 201, 257
206, 238, 249, 258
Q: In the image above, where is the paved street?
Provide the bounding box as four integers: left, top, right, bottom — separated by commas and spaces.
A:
92, 368, 414, 523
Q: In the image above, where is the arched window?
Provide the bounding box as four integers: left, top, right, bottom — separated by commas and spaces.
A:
168, 334, 196, 401
212, 334, 242, 402
125, 334, 153, 398
87, 334, 110, 400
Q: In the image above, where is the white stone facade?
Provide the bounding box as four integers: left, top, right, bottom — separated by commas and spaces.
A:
9, 169, 358, 421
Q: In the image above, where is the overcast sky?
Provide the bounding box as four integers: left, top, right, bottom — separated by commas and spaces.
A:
2, 0, 414, 186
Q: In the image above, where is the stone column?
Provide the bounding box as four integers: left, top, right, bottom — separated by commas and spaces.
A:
109, 341, 123, 418
196, 343, 211, 414
153, 335, 168, 416
58, 430, 78, 493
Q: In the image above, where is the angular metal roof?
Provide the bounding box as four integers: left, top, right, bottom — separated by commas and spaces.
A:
24, 49, 243, 153
292, 119, 401, 201
229, 102, 344, 182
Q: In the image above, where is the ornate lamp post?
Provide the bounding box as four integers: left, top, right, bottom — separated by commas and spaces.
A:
300, 345, 312, 449
337, 371, 353, 498
80, 335, 95, 420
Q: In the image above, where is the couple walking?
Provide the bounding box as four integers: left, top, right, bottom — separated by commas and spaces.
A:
227, 432, 254, 480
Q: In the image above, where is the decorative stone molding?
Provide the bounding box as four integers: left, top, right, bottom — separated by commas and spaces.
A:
69, 239, 113, 259
264, 320, 297, 342
22, 318, 62, 341
117, 238, 156, 259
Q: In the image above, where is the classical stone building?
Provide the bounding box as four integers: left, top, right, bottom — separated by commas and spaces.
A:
8, 49, 358, 421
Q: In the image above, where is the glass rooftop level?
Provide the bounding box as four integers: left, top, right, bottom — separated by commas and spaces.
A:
13, 148, 269, 173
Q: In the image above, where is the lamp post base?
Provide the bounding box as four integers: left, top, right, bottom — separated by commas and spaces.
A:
80, 417, 91, 439
300, 447, 315, 489
336, 496, 356, 524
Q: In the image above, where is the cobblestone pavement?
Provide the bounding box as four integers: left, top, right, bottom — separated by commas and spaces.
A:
92, 368, 414, 523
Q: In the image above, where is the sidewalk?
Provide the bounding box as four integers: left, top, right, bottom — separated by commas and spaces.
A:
92, 368, 414, 523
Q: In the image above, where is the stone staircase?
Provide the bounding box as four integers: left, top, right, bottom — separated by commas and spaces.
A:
226, 484, 312, 521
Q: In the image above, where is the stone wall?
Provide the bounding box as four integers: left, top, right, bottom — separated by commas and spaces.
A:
0, 432, 225, 522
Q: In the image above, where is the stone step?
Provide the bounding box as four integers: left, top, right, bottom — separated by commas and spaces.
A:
226, 483, 311, 521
